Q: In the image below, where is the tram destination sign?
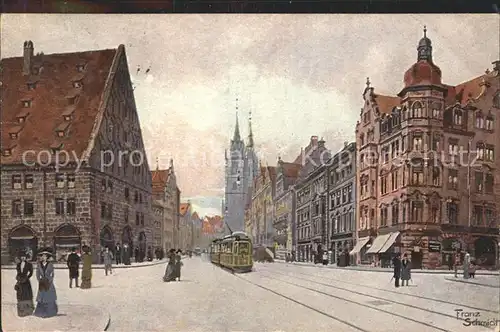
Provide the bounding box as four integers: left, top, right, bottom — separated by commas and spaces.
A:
428, 240, 441, 252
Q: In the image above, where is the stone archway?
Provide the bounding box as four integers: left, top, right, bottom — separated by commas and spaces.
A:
54, 224, 81, 260
474, 237, 496, 266
8, 225, 38, 262
122, 226, 133, 248
100, 226, 114, 250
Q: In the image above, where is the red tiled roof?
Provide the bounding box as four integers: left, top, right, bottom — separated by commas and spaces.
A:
179, 203, 190, 216
445, 75, 485, 106
373, 94, 401, 114
151, 169, 169, 197
281, 162, 301, 178
0, 45, 118, 164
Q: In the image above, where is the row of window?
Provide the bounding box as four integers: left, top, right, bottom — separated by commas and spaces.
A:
329, 184, 353, 208
12, 173, 76, 189
11, 198, 76, 216
329, 165, 354, 185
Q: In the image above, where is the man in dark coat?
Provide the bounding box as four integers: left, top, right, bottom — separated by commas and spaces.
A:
115, 243, 122, 265
66, 247, 81, 288
122, 243, 131, 265
392, 253, 402, 288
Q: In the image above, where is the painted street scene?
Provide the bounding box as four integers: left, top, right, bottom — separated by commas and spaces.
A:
1, 14, 499, 332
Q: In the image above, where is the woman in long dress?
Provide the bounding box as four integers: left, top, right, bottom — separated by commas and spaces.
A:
15, 250, 34, 316
33, 248, 58, 318
163, 249, 176, 282
80, 245, 92, 289
174, 253, 183, 281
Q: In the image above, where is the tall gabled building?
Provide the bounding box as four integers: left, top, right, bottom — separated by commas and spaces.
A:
1, 42, 153, 263
224, 109, 259, 233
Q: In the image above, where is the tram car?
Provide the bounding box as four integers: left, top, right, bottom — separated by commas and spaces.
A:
209, 231, 253, 273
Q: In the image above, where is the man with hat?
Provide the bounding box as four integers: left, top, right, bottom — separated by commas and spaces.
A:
66, 247, 81, 288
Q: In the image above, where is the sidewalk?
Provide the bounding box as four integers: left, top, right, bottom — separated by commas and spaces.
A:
1, 258, 167, 270
1, 303, 110, 331
444, 276, 500, 288
275, 259, 500, 275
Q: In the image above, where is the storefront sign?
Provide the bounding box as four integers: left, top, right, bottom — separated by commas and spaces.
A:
428, 241, 441, 252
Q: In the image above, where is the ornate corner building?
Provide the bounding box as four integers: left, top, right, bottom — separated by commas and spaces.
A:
0, 42, 155, 263
353, 28, 500, 269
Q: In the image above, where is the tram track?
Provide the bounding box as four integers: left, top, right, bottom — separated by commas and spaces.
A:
233, 273, 371, 332
262, 263, 497, 314
257, 271, 459, 332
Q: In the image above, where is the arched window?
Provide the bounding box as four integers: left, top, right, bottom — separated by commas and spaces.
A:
432, 102, 441, 118
411, 102, 423, 118
485, 113, 494, 130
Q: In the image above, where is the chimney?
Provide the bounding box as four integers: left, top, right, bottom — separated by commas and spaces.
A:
492, 60, 500, 72
23, 41, 34, 76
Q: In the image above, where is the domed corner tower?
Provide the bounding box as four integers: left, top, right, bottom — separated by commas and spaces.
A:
398, 26, 447, 121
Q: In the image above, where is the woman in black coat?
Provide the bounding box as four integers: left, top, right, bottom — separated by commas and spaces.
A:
392, 253, 402, 288
15, 250, 35, 316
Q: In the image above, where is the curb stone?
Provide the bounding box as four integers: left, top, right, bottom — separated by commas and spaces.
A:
1, 259, 167, 270
275, 260, 500, 276
444, 277, 500, 288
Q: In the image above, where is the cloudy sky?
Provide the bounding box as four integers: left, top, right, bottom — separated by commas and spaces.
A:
1, 14, 498, 216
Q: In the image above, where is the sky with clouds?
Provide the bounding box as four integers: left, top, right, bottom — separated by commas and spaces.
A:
1, 14, 498, 217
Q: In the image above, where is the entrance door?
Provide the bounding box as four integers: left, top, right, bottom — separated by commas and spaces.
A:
8, 226, 38, 262
54, 224, 81, 261
411, 251, 423, 269
100, 226, 114, 250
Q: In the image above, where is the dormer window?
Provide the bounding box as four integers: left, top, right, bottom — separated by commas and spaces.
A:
55, 122, 70, 137
22, 99, 32, 108
68, 95, 79, 105
2, 148, 13, 156
76, 64, 86, 72
10, 133, 17, 139
73, 81, 83, 88
18, 117, 25, 124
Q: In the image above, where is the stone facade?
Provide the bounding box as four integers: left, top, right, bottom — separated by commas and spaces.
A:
294, 138, 331, 262
273, 158, 301, 260
355, 29, 499, 269
327, 142, 356, 264
250, 166, 276, 247
1, 44, 153, 263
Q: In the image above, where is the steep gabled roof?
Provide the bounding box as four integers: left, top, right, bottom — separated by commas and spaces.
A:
445, 75, 486, 106
179, 203, 190, 216
151, 169, 169, 197
373, 94, 401, 114
281, 162, 301, 178
0, 45, 118, 164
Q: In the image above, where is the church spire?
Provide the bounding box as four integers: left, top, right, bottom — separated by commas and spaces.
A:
156, 157, 159, 171
247, 110, 254, 148
232, 98, 241, 142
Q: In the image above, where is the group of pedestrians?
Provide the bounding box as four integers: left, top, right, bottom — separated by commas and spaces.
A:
163, 249, 183, 282
392, 253, 412, 288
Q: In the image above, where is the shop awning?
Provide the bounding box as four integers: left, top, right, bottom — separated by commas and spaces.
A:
378, 232, 400, 253
365, 233, 391, 254
349, 237, 370, 255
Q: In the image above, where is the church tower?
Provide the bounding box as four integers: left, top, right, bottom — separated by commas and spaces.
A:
224, 103, 246, 232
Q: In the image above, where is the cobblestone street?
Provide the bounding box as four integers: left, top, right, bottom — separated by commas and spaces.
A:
2, 257, 498, 331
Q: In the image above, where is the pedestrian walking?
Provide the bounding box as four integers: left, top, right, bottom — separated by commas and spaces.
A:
392, 253, 402, 288
80, 245, 92, 289
15, 250, 34, 317
115, 243, 122, 265
66, 247, 81, 288
322, 251, 328, 265
401, 254, 411, 286
33, 248, 58, 318
454, 250, 460, 277
163, 249, 177, 282
134, 246, 139, 263
463, 251, 471, 279
122, 243, 131, 265
174, 252, 183, 281
103, 246, 114, 276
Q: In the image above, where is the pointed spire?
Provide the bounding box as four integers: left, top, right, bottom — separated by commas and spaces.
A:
423, 25, 427, 38
247, 110, 254, 148
156, 157, 159, 171
417, 25, 432, 62
232, 98, 241, 142
366, 77, 371, 88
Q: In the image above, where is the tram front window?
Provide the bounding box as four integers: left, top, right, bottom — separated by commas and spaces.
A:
237, 242, 249, 255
